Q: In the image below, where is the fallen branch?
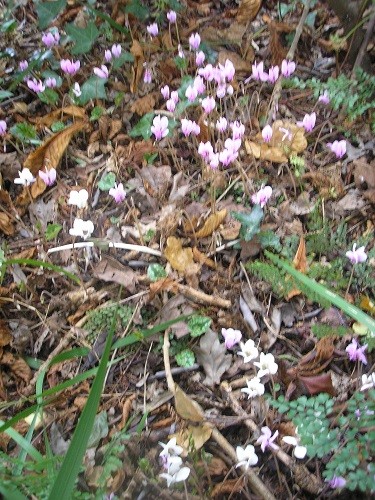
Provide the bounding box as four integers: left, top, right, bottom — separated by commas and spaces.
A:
47, 240, 162, 257
177, 283, 231, 308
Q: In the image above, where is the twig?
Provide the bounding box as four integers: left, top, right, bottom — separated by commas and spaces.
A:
177, 283, 231, 309
352, 5, 375, 74
267, 0, 312, 123
47, 240, 162, 257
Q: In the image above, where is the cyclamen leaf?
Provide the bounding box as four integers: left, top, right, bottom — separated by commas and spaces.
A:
232, 204, 264, 241
194, 329, 232, 387
65, 21, 99, 55
36, 0, 67, 29
78, 76, 107, 105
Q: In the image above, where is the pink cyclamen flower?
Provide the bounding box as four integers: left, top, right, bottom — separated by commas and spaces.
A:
216, 117, 228, 132
72, 82, 81, 97
185, 85, 198, 102
201, 96, 216, 114
19, 60, 28, 71
109, 183, 126, 203
198, 64, 215, 81
94, 65, 109, 79
262, 124, 273, 142
297, 112, 316, 132
281, 59, 296, 78
39, 168, 56, 186
68, 189, 88, 209
171, 91, 179, 104
219, 148, 238, 167
225, 137, 241, 153
221, 328, 242, 349
45, 77, 57, 88
327, 139, 346, 159
143, 68, 152, 84
255, 427, 279, 452
318, 90, 330, 104
231, 121, 245, 140
166, 98, 176, 112
198, 141, 214, 160
216, 84, 227, 99
14, 168, 35, 186
177, 44, 185, 58
189, 33, 201, 51
104, 50, 112, 62
208, 152, 219, 169
26, 78, 45, 93
147, 23, 158, 37
111, 44, 121, 58
251, 185, 272, 208
42, 30, 60, 48
346, 339, 367, 365
251, 61, 265, 81
219, 59, 235, 82
327, 476, 346, 489
0, 120, 7, 136
195, 50, 205, 66
60, 59, 80, 76
268, 65, 279, 84
193, 76, 205, 95
161, 85, 170, 100
167, 10, 177, 23
346, 243, 367, 264
181, 119, 193, 137
151, 115, 169, 140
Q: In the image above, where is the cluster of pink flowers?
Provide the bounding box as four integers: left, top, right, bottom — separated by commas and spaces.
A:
104, 44, 122, 62
42, 29, 60, 48
248, 59, 295, 84
0, 120, 7, 136
60, 59, 80, 76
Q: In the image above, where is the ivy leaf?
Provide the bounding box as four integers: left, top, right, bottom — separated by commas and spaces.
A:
258, 230, 282, 251
124, 0, 149, 22
65, 21, 99, 55
36, 0, 67, 29
10, 123, 40, 145
78, 76, 107, 105
231, 204, 264, 241
38, 88, 59, 106
45, 223, 62, 241
97, 173, 116, 191
129, 112, 154, 140
147, 264, 167, 282
188, 315, 211, 337
0, 90, 13, 101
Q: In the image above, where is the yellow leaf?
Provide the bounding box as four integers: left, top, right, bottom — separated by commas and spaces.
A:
194, 209, 227, 238
174, 385, 204, 423
164, 236, 194, 272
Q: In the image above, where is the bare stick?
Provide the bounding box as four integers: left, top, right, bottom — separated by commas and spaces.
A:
177, 283, 231, 308
267, 0, 312, 123
352, 5, 375, 74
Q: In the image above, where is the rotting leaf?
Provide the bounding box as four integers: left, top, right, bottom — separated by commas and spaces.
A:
298, 372, 335, 396
236, 0, 262, 24
164, 236, 194, 272
130, 93, 157, 115
93, 257, 137, 293
1, 351, 32, 384
287, 236, 307, 299
174, 384, 204, 422
194, 329, 232, 387
176, 424, 212, 452
193, 209, 227, 238
30, 106, 87, 128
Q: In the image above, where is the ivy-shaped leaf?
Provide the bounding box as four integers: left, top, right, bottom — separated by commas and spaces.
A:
78, 76, 107, 105
65, 21, 99, 55
36, 0, 67, 29
232, 204, 264, 241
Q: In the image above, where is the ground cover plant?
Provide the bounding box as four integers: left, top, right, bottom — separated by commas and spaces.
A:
0, 0, 374, 498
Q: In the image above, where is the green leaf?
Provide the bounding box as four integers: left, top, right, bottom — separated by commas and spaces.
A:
0, 90, 13, 100
232, 204, 264, 241
112, 52, 134, 70
38, 88, 59, 106
78, 76, 107, 105
124, 0, 149, 21
65, 21, 99, 55
36, 0, 67, 30
90, 106, 105, 121
175, 349, 195, 368
50, 121, 65, 133
147, 263, 167, 282
10, 123, 40, 145
258, 230, 282, 251
129, 112, 154, 140
97, 172, 116, 191
266, 251, 375, 337
45, 223, 62, 241
188, 315, 211, 337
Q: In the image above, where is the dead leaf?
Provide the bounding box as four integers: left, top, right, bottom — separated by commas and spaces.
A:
192, 247, 217, 269
164, 236, 194, 272
298, 372, 335, 396
93, 257, 137, 293
0, 320, 11, 347
287, 236, 307, 299
212, 478, 246, 497
303, 164, 344, 198
130, 93, 156, 115
220, 217, 241, 240
336, 189, 366, 215
1, 351, 32, 384
139, 164, 171, 199
130, 40, 145, 94
218, 50, 252, 75
176, 423, 212, 451
237, 0, 262, 24
31, 106, 87, 128
0, 212, 14, 236
174, 385, 204, 422
192, 209, 227, 238
194, 329, 232, 386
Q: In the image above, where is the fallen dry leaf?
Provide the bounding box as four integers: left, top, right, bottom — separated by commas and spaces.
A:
0, 212, 14, 236
194, 329, 232, 387
93, 257, 138, 293
1, 351, 32, 384
30, 106, 87, 128
192, 209, 227, 238
130, 93, 156, 115
237, 0, 262, 24
130, 39, 145, 94
174, 384, 204, 422
176, 423, 212, 452
287, 236, 307, 299
218, 50, 252, 75
164, 236, 194, 272
0, 320, 11, 347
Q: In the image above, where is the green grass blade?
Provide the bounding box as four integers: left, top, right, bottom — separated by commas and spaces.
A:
5, 258, 80, 284
265, 251, 375, 334
47, 321, 116, 499
0, 484, 28, 500
0, 419, 43, 462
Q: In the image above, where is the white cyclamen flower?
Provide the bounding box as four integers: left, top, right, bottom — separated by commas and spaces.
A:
241, 377, 265, 399
68, 189, 88, 209
235, 444, 258, 469
282, 430, 307, 459
159, 437, 183, 458
254, 352, 278, 378
14, 168, 36, 186
361, 372, 375, 391
237, 339, 259, 363
160, 456, 190, 487
69, 218, 94, 240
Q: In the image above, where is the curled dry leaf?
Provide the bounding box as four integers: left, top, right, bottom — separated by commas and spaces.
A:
176, 423, 212, 452
287, 236, 307, 299
164, 236, 194, 272
174, 384, 204, 422
236, 0, 262, 24
30, 105, 87, 128
218, 50, 253, 75
194, 329, 232, 387
130, 39, 145, 94
130, 93, 157, 116
1, 351, 32, 385
245, 120, 307, 163
193, 209, 227, 239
